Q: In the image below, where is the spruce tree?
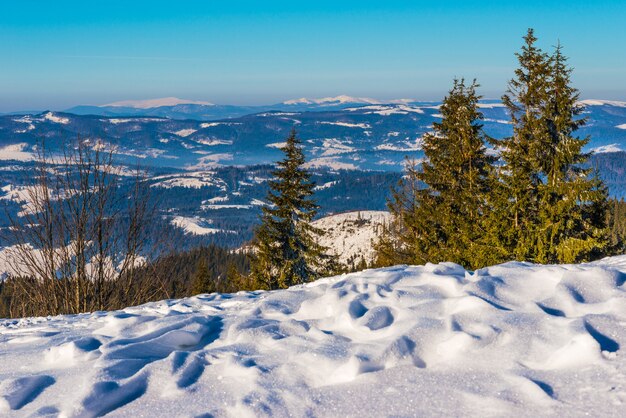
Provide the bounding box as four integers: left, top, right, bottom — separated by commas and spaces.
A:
249, 129, 330, 289
494, 29, 610, 263
418, 79, 496, 268
535, 43, 609, 262
375, 79, 496, 269
495, 28, 552, 260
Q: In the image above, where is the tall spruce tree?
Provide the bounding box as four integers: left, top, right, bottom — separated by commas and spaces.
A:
375, 79, 496, 269
249, 129, 330, 289
535, 44, 609, 262
495, 28, 552, 260
495, 29, 609, 263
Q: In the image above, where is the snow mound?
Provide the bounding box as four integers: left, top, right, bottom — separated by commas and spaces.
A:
1, 257, 625, 416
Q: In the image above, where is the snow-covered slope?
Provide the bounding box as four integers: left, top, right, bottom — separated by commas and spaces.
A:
313, 210, 391, 265
2, 257, 625, 416
283, 95, 381, 106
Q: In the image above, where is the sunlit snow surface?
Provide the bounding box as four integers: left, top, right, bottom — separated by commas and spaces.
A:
1, 257, 625, 417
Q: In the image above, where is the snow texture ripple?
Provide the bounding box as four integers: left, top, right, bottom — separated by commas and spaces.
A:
1, 257, 626, 417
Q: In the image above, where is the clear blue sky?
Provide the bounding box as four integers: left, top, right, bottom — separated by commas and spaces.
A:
1, 0, 625, 111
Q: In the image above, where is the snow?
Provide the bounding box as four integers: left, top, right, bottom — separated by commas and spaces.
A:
203, 196, 229, 204
313, 211, 391, 264
107, 118, 166, 124
266, 142, 287, 149
173, 129, 197, 137
113, 148, 168, 160
13, 116, 36, 133
201, 204, 252, 210
0, 184, 51, 216
375, 138, 424, 152
477, 103, 507, 108
257, 112, 300, 117
170, 216, 230, 235
318, 138, 357, 156
193, 138, 233, 146
246, 176, 270, 184
200, 122, 241, 128
249, 198, 267, 206
313, 180, 338, 191
283, 95, 381, 105
0, 143, 34, 162
579, 99, 626, 108
304, 157, 358, 170
319, 121, 371, 129
592, 144, 623, 153
104, 97, 214, 109
1, 256, 625, 416
185, 154, 234, 170
150, 172, 227, 190
347, 104, 425, 116
43, 112, 69, 124
484, 118, 511, 124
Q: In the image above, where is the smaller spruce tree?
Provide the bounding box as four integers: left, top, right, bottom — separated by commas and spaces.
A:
249, 129, 331, 289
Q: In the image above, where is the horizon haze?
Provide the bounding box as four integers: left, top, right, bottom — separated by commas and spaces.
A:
1, 1, 625, 112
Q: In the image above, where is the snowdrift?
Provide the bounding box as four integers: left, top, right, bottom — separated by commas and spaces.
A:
1, 257, 625, 417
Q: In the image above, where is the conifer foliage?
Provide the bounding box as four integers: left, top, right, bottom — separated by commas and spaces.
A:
249, 129, 330, 289
191, 258, 213, 295
496, 29, 609, 263
495, 28, 552, 261
376, 29, 610, 269
375, 79, 495, 269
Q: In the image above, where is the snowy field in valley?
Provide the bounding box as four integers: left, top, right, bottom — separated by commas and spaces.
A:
1, 257, 625, 417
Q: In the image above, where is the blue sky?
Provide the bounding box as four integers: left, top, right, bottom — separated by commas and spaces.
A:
1, 0, 625, 111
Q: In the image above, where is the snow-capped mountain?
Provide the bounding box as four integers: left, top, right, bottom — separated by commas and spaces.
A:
283, 95, 382, 106
66, 95, 397, 120
1, 256, 624, 416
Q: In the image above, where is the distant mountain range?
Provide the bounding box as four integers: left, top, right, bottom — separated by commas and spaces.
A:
1, 99, 625, 172
63, 95, 416, 120
103, 97, 215, 108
